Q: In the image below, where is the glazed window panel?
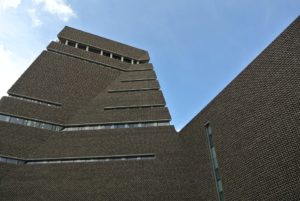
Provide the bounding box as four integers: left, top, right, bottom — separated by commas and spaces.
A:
205, 123, 224, 201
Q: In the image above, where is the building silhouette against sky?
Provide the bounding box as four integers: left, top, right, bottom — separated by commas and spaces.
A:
0, 17, 299, 200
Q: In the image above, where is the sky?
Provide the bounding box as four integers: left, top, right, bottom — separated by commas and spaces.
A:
0, 0, 299, 131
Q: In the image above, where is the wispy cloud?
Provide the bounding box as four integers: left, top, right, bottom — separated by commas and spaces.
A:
32, 0, 76, 22
27, 8, 42, 27
0, 44, 29, 96
0, 0, 21, 10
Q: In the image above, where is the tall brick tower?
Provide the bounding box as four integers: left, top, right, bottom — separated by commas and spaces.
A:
0, 17, 299, 201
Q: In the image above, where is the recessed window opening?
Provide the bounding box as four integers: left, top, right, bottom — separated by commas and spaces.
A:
112, 54, 121, 60
205, 123, 224, 201
0, 154, 155, 165
9, 95, 61, 108
77, 43, 86, 50
102, 51, 110, 57
104, 104, 164, 110
0, 113, 170, 132
67, 40, 76, 47
63, 121, 170, 131
108, 88, 159, 93
123, 57, 132, 63
0, 114, 62, 131
89, 46, 101, 54
121, 78, 156, 82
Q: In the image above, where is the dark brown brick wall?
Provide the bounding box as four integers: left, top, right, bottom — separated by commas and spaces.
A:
0, 96, 67, 123
0, 121, 210, 201
9, 51, 120, 106
0, 17, 299, 201
179, 16, 300, 200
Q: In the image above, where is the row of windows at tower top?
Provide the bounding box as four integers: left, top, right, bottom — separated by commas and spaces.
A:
59, 38, 147, 65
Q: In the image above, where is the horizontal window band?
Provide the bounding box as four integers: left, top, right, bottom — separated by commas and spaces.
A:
0, 113, 170, 132
8, 93, 62, 107
108, 88, 159, 93
104, 104, 165, 110
120, 78, 156, 82
62, 121, 170, 131
59, 37, 148, 64
48, 48, 152, 73
0, 113, 63, 131
65, 119, 171, 127
48, 48, 125, 71
0, 153, 155, 165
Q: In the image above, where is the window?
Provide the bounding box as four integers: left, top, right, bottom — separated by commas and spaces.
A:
157, 122, 169, 126
77, 43, 86, 50
108, 88, 159, 93
0, 154, 155, 165
112, 54, 121, 60
0, 114, 9, 122
67, 41, 76, 47
89, 47, 101, 54
123, 57, 132, 63
103, 51, 110, 57
10, 117, 24, 125
205, 123, 224, 201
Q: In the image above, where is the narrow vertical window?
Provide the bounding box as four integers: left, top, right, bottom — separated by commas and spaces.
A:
205, 123, 224, 201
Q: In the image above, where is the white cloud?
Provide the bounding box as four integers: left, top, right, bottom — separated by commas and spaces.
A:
27, 8, 42, 27
0, 0, 21, 10
33, 0, 76, 22
0, 44, 32, 97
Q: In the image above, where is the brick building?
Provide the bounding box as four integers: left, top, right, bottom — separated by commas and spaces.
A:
0, 17, 299, 200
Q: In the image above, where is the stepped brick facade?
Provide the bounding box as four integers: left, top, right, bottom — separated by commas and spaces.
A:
0, 17, 299, 200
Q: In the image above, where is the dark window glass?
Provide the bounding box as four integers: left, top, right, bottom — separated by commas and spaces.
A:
89, 47, 101, 54
123, 57, 131, 63
103, 51, 110, 57
112, 54, 121, 60
77, 43, 86, 50
68, 41, 76, 47
205, 123, 224, 201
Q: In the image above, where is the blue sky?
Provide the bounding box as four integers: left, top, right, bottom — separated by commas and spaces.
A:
0, 0, 299, 130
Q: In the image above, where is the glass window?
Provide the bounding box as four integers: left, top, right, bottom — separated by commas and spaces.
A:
68, 41, 76, 47
40, 123, 46, 129
26, 120, 34, 126
0, 157, 7, 163
158, 122, 169, 126
44, 124, 53, 130
0, 114, 9, 122
112, 54, 121, 60
116, 124, 124, 128
123, 57, 131, 63
205, 123, 224, 201
10, 117, 20, 124
103, 51, 110, 57
89, 47, 101, 54
77, 43, 86, 50
104, 125, 111, 129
